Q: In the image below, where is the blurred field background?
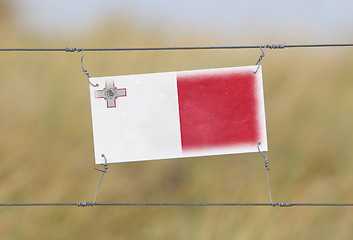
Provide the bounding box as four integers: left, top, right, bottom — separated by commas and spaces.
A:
1, 0, 353, 239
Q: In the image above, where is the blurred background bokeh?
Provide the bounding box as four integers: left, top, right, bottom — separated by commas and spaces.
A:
1, 0, 353, 239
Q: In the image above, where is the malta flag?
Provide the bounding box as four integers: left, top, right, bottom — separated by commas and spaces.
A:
89, 66, 267, 164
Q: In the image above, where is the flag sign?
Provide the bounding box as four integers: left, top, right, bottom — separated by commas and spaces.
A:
89, 66, 267, 164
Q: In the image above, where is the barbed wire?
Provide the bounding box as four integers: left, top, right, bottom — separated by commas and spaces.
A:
0, 43, 352, 52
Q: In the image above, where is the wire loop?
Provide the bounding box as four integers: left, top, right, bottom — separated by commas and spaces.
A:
80, 49, 99, 87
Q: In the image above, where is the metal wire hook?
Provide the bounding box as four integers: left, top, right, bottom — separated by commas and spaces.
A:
81, 49, 99, 87
92, 154, 108, 205
95, 154, 108, 173
257, 142, 267, 162
253, 45, 267, 74
257, 142, 274, 206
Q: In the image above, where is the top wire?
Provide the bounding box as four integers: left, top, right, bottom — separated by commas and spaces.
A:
0, 43, 353, 52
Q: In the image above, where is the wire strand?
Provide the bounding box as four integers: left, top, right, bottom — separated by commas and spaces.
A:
92, 154, 108, 205
0, 202, 353, 207
0, 43, 353, 52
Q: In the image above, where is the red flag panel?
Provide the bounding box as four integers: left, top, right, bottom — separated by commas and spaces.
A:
177, 69, 259, 151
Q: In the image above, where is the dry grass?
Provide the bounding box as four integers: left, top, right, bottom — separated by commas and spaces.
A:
1, 15, 353, 240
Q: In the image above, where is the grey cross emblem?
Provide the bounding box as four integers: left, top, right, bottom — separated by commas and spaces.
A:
95, 80, 127, 108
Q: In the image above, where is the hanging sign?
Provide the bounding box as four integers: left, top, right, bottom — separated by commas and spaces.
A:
89, 66, 267, 164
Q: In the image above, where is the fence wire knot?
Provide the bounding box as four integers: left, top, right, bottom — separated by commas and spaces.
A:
65, 47, 82, 52
275, 202, 294, 207
267, 43, 286, 49
253, 43, 286, 74
76, 202, 93, 207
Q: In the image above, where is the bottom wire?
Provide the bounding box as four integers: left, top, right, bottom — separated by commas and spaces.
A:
1, 202, 353, 207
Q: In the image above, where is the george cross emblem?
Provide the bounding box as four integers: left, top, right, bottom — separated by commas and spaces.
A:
95, 80, 127, 108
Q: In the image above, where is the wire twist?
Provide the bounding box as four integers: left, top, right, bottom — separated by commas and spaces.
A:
266, 43, 286, 49
275, 202, 293, 207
